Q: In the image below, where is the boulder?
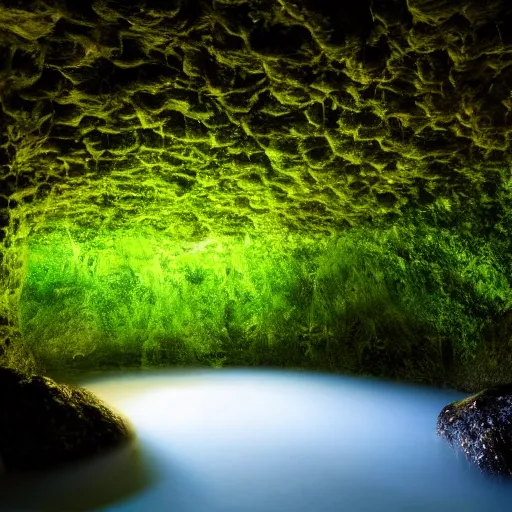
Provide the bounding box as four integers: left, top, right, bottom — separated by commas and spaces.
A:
437, 383, 512, 475
0, 366, 133, 472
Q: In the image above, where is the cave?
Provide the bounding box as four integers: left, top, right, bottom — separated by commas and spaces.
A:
0, 0, 511, 385
1, 0, 512, 389
2, 0, 512, 508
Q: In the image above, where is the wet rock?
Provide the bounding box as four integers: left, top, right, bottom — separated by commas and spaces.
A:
0, 366, 133, 472
437, 383, 512, 475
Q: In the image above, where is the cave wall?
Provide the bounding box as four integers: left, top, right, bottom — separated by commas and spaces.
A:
0, 0, 511, 370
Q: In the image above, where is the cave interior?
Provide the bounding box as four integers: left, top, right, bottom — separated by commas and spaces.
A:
1, 0, 512, 390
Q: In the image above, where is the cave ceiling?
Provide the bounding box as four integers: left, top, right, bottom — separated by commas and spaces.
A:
0, 0, 511, 243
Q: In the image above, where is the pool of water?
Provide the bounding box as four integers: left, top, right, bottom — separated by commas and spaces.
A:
1, 368, 512, 512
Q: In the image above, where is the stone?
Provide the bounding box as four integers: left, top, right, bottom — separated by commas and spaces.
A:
0, 366, 133, 472
437, 383, 512, 475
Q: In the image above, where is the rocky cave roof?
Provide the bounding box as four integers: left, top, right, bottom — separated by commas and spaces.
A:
0, 0, 510, 244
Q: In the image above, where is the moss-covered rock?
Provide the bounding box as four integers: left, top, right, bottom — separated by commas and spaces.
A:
437, 383, 512, 475
0, 366, 133, 472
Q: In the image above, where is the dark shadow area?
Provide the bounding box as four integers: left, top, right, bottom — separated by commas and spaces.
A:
0, 439, 158, 512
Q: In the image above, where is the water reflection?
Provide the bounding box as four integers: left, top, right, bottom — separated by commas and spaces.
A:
1, 369, 512, 512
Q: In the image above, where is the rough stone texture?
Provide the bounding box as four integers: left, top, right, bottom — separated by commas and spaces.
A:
0, 0, 511, 357
437, 383, 512, 475
0, 366, 133, 472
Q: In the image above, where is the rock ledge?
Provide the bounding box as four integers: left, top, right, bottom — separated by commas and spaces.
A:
437, 383, 512, 475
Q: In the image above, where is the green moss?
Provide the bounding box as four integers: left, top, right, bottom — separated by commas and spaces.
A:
17, 211, 512, 388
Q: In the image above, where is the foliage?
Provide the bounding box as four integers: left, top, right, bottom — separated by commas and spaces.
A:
17, 211, 512, 388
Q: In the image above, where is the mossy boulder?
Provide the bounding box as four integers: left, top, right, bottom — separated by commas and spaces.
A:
0, 366, 133, 472
437, 383, 512, 475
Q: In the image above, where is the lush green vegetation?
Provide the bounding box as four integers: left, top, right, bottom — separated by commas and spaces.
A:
18, 194, 512, 390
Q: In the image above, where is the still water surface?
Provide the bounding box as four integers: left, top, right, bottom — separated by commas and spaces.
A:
1, 369, 512, 512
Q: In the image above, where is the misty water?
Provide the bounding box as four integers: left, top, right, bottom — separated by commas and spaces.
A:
1, 369, 512, 512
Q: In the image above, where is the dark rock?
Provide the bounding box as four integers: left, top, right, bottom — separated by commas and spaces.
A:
437, 383, 512, 475
0, 366, 133, 472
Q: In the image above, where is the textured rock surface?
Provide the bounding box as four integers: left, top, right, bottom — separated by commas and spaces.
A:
0, 0, 511, 357
0, 0, 511, 240
437, 383, 512, 475
0, 366, 133, 472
